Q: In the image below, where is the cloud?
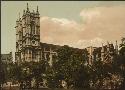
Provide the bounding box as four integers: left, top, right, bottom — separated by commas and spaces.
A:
80, 5, 125, 41
70, 37, 104, 48
40, 16, 83, 44
40, 5, 125, 48
80, 8, 100, 23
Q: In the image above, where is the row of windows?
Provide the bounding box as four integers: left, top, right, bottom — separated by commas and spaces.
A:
16, 25, 40, 39
22, 26, 40, 36
22, 17, 40, 26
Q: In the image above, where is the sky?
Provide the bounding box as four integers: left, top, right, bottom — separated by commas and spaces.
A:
1, 1, 125, 60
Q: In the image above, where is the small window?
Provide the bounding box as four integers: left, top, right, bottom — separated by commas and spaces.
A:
32, 40, 35, 44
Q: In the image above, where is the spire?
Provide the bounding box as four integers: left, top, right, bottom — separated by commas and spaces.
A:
27, 3, 29, 11
107, 41, 110, 51
36, 5, 39, 14
115, 40, 118, 54
23, 10, 25, 15
101, 43, 104, 61
115, 40, 118, 49
116, 40, 117, 45
101, 43, 104, 53
107, 41, 110, 47
37, 5, 38, 12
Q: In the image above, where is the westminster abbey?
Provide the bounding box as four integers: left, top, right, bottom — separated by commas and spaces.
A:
15, 4, 119, 65
15, 3, 61, 65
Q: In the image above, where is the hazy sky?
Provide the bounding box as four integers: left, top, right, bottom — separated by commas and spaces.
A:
1, 1, 125, 59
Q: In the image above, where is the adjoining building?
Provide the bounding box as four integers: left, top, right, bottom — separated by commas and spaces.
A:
86, 41, 118, 65
1, 52, 13, 64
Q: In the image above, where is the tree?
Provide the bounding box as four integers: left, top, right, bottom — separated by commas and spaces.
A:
119, 37, 125, 90
0, 62, 6, 88
30, 61, 47, 89
48, 45, 90, 89
51, 45, 74, 88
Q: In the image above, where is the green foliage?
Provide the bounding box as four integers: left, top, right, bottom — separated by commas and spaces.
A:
3, 37, 125, 89
47, 45, 90, 89
0, 62, 6, 85
119, 37, 125, 89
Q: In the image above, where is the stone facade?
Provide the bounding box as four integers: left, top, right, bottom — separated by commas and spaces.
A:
86, 41, 119, 65
15, 4, 60, 65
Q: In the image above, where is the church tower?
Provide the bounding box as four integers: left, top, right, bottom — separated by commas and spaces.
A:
15, 12, 23, 63
15, 3, 41, 63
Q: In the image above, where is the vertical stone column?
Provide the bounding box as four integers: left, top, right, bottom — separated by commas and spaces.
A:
38, 51, 40, 62
22, 51, 24, 62
30, 50, 32, 61
28, 49, 30, 62
44, 53, 47, 60
40, 51, 42, 61
49, 53, 53, 66
25, 50, 27, 61
101, 44, 105, 61
21, 52, 23, 62
49, 48, 53, 66
32, 51, 34, 61
89, 46, 93, 65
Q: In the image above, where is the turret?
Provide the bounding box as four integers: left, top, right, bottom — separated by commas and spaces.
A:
22, 10, 26, 37
23, 10, 26, 17
16, 19, 19, 43
35, 5, 40, 36
107, 41, 109, 47
35, 6, 39, 18
15, 13, 21, 43
18, 13, 22, 24
115, 40, 118, 54
15, 3, 41, 63
101, 43, 104, 53
107, 41, 110, 51
26, 3, 29, 12
36, 6, 39, 15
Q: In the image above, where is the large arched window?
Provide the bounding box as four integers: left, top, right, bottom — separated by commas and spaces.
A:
31, 22, 35, 35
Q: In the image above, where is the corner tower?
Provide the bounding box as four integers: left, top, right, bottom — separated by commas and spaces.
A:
15, 3, 41, 63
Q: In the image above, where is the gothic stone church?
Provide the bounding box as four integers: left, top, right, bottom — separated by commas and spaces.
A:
15, 4, 118, 65
15, 4, 62, 65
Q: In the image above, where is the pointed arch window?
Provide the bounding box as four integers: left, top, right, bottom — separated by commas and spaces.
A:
31, 22, 35, 34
